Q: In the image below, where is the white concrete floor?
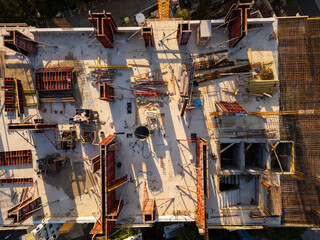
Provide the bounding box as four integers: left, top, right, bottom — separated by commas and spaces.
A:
0, 19, 281, 227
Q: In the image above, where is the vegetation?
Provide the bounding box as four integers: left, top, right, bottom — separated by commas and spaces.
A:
176, 224, 203, 240
109, 227, 138, 240
0, 0, 86, 26
177, 8, 191, 20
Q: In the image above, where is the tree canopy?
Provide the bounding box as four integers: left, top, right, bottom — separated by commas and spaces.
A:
0, 0, 84, 26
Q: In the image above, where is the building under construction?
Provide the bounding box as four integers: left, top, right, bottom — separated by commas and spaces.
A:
0, 1, 320, 239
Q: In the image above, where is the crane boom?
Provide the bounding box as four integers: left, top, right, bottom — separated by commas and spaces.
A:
158, 0, 170, 19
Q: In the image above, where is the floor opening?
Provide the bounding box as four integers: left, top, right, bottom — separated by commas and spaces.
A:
220, 143, 242, 170
271, 142, 293, 172
245, 143, 268, 170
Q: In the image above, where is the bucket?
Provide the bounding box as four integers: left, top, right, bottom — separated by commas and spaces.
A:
134, 126, 150, 141
136, 13, 145, 26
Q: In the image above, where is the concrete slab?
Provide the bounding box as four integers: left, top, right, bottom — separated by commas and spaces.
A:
0, 18, 282, 229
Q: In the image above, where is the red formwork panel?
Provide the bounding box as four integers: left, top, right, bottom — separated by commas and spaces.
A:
0, 178, 33, 184
15, 79, 24, 116
0, 150, 32, 166
99, 82, 115, 102
89, 11, 118, 48
7, 196, 42, 224
106, 221, 115, 237
35, 67, 74, 91
17, 197, 41, 223
228, 9, 242, 47
91, 155, 101, 173
106, 151, 115, 183
3, 30, 37, 56
8, 123, 58, 131
97, 134, 127, 239
4, 78, 14, 112
225, 3, 250, 48
177, 22, 192, 46
142, 26, 155, 47
100, 135, 116, 235
215, 101, 247, 114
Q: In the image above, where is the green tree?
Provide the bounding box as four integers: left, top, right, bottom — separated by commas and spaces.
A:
177, 8, 191, 20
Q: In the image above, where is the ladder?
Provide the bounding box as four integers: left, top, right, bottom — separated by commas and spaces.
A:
158, 0, 170, 19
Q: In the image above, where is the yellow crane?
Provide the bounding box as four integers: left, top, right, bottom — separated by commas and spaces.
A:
158, 0, 170, 19
210, 109, 320, 117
